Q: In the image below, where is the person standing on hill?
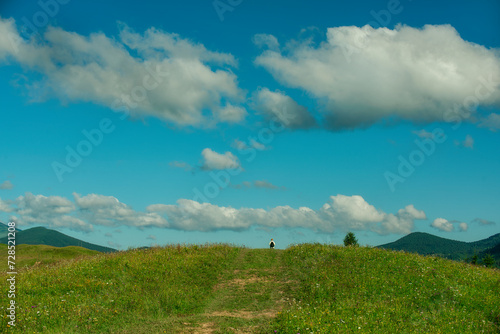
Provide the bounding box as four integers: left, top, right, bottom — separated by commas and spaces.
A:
269, 238, 275, 249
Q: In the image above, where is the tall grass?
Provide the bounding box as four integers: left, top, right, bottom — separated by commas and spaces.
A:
0, 244, 100, 272
1, 244, 239, 333
2, 243, 499, 333
271, 243, 500, 333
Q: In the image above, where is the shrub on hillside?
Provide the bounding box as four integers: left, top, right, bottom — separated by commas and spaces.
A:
482, 254, 495, 268
343, 232, 358, 247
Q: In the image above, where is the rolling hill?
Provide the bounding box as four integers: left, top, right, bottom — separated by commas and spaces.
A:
483, 243, 500, 257
480, 243, 500, 267
377, 232, 500, 262
0, 243, 101, 271
0, 226, 116, 253
0, 244, 498, 333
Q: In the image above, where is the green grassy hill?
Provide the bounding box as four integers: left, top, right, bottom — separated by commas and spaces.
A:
0, 226, 115, 253
1, 244, 499, 333
377, 231, 500, 261
0, 244, 100, 272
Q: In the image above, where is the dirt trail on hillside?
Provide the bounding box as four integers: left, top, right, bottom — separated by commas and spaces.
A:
178, 248, 287, 334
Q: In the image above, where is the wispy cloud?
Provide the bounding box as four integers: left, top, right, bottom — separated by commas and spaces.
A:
412, 129, 434, 139
254, 180, 282, 189
462, 135, 474, 149
472, 218, 496, 226
232, 139, 269, 151
0, 180, 13, 190
169, 161, 194, 172
231, 180, 286, 190
0, 198, 13, 212
478, 113, 500, 132
454, 134, 474, 149
107, 241, 122, 249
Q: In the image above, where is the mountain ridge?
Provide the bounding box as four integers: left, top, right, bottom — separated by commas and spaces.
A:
377, 231, 500, 263
0, 225, 116, 253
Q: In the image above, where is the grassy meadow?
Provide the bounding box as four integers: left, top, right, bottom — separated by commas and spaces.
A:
274, 244, 500, 333
1, 243, 499, 333
0, 244, 100, 273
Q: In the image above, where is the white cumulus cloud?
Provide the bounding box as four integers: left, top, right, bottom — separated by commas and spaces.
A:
0, 17, 244, 127
12, 193, 92, 232
148, 194, 426, 234
431, 218, 454, 232
255, 24, 500, 130
74, 193, 167, 228
1, 192, 431, 235
201, 148, 241, 170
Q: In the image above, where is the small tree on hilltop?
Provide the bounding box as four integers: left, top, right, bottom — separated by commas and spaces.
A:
482, 254, 495, 268
343, 232, 358, 247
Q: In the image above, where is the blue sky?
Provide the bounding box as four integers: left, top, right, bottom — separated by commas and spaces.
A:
0, 0, 499, 249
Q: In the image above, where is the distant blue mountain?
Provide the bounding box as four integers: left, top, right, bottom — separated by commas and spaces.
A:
0, 225, 115, 253
377, 232, 500, 265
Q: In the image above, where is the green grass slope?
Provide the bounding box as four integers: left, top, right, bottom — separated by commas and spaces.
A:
0, 244, 241, 333
0, 244, 100, 272
0, 226, 115, 253
273, 244, 500, 333
1, 244, 499, 333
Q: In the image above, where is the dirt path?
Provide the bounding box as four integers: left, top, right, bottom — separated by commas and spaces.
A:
176, 248, 286, 333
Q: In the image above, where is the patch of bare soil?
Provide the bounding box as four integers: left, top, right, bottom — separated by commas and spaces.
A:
204, 309, 277, 319
180, 321, 215, 334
